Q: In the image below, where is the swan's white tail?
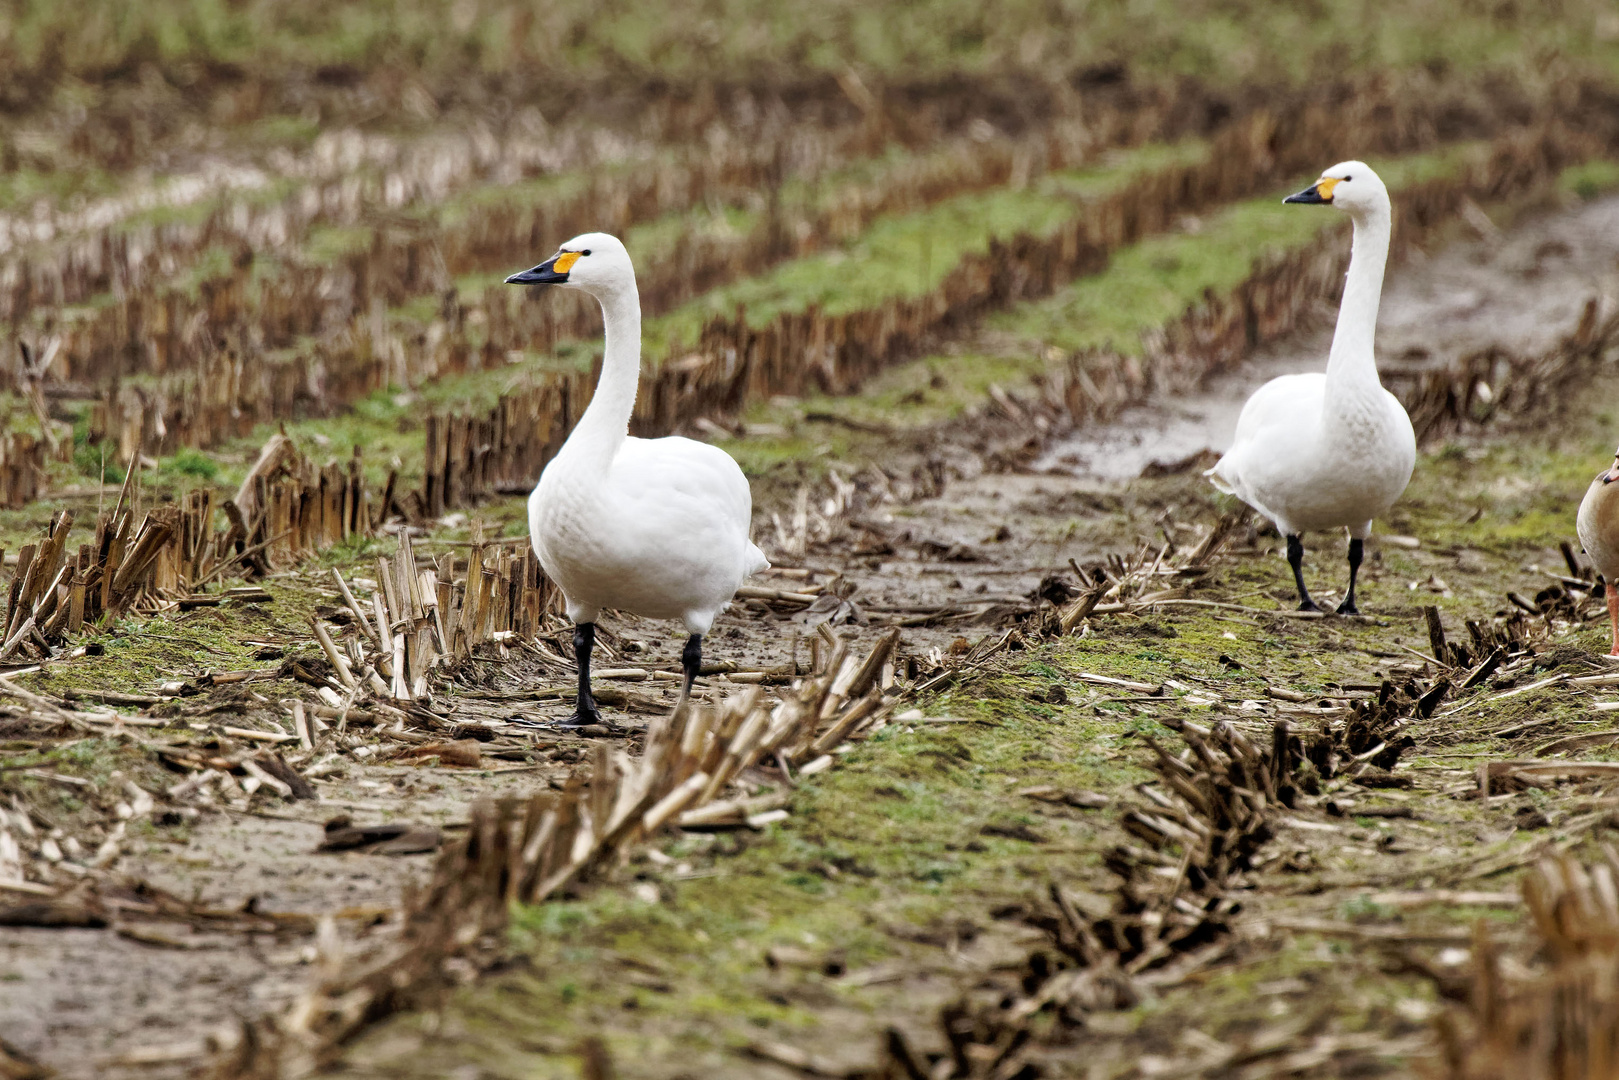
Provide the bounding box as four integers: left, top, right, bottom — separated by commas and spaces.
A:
746, 542, 771, 577
1204, 455, 1237, 496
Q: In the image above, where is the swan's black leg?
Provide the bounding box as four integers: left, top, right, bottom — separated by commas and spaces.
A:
1287, 534, 1320, 612
1336, 538, 1365, 615
563, 622, 605, 728
681, 633, 703, 696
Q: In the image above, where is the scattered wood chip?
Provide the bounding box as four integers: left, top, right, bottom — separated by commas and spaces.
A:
1365, 890, 1518, 908
1271, 917, 1472, 945
316, 817, 443, 855
251, 752, 317, 799
980, 822, 1048, 843
744, 1040, 846, 1077
1, 1035, 53, 1079
115, 924, 223, 950
1014, 785, 1109, 809
0, 897, 106, 928
1535, 730, 1619, 756
1073, 672, 1162, 695
399, 740, 484, 768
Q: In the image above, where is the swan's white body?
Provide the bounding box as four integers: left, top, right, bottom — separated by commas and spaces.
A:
1208, 163, 1415, 542
522, 233, 767, 636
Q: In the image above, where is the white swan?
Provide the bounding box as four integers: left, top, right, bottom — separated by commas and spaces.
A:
1577, 446, 1619, 656
507, 233, 769, 726
1207, 161, 1416, 614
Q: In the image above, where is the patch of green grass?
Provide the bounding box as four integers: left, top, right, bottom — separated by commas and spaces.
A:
0, 166, 120, 214
3, 736, 179, 835
625, 203, 759, 272
1399, 440, 1598, 554
436, 171, 596, 233
1559, 158, 1619, 202
247, 112, 323, 149
158, 446, 220, 481
996, 201, 1324, 354
71, 440, 124, 483
305, 224, 374, 266
168, 244, 238, 298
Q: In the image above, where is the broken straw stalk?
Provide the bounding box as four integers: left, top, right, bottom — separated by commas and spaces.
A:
228, 626, 903, 1062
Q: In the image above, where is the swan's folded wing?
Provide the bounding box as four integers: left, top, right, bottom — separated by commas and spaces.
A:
610, 435, 756, 532
1229, 372, 1323, 445
1207, 373, 1324, 512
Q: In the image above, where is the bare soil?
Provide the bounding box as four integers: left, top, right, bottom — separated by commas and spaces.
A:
3, 190, 1619, 1078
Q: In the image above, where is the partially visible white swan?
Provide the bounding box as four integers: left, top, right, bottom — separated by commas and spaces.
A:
507, 233, 769, 725
1207, 161, 1416, 614
1577, 446, 1619, 656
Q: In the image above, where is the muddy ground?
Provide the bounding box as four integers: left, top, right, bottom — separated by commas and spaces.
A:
3, 191, 1619, 1077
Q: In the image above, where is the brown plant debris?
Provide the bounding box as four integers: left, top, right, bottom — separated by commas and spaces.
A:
1301, 679, 1424, 786
1435, 848, 1619, 1080
320, 526, 559, 705
0, 433, 382, 669
210, 628, 902, 1075
0, 1035, 52, 1080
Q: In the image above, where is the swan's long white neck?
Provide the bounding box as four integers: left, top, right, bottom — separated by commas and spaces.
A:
1323, 201, 1391, 405
561, 283, 641, 471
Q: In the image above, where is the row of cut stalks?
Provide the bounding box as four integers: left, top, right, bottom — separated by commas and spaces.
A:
219, 627, 902, 1069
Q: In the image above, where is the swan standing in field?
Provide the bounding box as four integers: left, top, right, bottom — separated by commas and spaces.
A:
507, 233, 769, 726
1577, 447, 1619, 656
1207, 162, 1416, 614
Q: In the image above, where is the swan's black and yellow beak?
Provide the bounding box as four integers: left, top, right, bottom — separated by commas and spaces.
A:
1601, 455, 1619, 485
506, 250, 581, 286
1284, 177, 1339, 205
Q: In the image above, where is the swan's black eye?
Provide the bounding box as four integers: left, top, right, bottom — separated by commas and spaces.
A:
582, 249, 592, 256
1343, 175, 1352, 181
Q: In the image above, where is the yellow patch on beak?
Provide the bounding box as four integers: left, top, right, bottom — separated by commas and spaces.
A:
553, 251, 583, 274
1314, 177, 1341, 202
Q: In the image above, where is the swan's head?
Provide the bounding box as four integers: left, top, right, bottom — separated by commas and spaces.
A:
505, 232, 635, 297
1284, 161, 1388, 216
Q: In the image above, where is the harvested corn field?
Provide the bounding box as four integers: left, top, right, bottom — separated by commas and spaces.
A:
4, 4, 1619, 1078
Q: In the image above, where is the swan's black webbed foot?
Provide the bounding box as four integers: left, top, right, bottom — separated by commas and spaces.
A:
559, 698, 606, 729
1335, 598, 1360, 616
1297, 599, 1322, 612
